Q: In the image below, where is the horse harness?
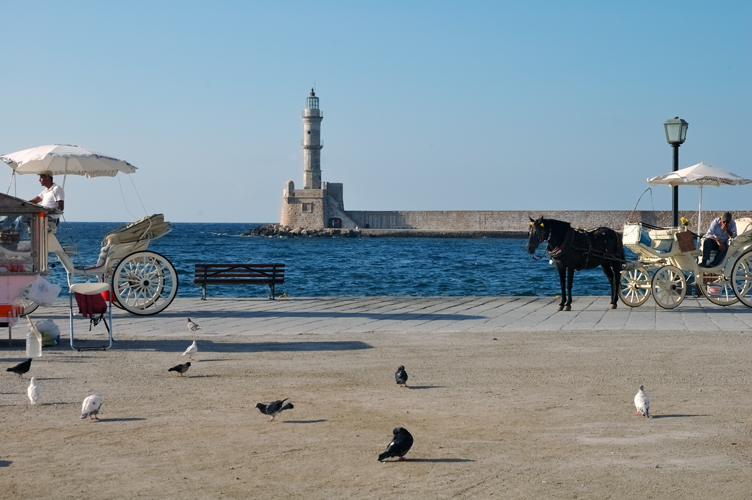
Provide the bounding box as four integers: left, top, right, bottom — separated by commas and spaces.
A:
546, 227, 620, 270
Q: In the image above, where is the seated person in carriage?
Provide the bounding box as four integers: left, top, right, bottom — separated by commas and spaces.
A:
29, 171, 64, 230
700, 211, 736, 268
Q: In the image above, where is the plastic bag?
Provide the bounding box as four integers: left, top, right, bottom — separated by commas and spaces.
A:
35, 318, 60, 347
27, 275, 62, 307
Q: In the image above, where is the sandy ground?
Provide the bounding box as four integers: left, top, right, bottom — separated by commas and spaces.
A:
1, 327, 751, 499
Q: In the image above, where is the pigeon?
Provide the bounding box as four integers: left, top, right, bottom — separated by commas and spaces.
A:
7, 358, 32, 378
395, 365, 408, 387
634, 385, 650, 418
183, 340, 197, 360
27, 377, 42, 405
378, 427, 414, 462
168, 362, 191, 377
187, 318, 201, 333
81, 394, 103, 420
255, 398, 294, 422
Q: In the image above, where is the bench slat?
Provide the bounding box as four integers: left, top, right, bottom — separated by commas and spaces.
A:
194, 279, 284, 284
196, 264, 284, 269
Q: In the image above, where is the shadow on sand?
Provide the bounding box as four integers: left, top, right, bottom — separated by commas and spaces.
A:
651, 414, 710, 419
142, 308, 486, 322
393, 458, 475, 463
96, 418, 146, 423
110, 339, 373, 353
406, 386, 444, 390
284, 419, 328, 424
0, 460, 12, 467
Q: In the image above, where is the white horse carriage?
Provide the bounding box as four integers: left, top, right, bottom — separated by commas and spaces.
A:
619, 219, 752, 309
1, 145, 179, 317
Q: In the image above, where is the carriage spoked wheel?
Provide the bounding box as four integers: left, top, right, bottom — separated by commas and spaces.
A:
618, 267, 651, 307
730, 250, 752, 308
110, 251, 179, 316
697, 271, 739, 306
651, 265, 687, 309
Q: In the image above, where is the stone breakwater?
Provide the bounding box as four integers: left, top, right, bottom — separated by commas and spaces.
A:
247, 224, 528, 238
265, 210, 752, 237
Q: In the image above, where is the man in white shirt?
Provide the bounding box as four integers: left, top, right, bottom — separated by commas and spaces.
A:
29, 171, 65, 226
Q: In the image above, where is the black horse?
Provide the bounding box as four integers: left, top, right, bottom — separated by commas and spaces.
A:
526, 217, 624, 311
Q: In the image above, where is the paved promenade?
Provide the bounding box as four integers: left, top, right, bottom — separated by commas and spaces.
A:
32, 295, 752, 338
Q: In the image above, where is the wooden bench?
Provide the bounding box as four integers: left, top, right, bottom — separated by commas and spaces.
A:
194, 263, 285, 300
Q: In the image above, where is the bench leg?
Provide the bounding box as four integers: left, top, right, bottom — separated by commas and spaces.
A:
201, 284, 207, 301
269, 283, 275, 300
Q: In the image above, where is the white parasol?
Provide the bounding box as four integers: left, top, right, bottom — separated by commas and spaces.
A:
648, 162, 752, 233
0, 144, 137, 180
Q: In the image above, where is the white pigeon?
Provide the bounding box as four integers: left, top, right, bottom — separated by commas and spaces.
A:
183, 340, 197, 361
27, 377, 42, 405
81, 394, 103, 420
187, 318, 201, 333
634, 385, 650, 418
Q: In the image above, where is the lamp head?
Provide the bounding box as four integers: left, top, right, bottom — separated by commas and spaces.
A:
664, 117, 689, 145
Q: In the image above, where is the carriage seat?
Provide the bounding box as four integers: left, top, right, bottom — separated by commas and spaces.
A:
650, 238, 673, 253
73, 244, 112, 272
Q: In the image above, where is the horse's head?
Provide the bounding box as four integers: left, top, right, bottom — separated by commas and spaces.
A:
526, 216, 549, 254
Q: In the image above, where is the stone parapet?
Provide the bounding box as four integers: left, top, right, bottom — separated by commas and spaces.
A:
344, 210, 752, 232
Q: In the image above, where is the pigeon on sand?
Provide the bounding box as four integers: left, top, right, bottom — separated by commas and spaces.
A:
187, 318, 201, 333
255, 398, 294, 422
634, 385, 650, 418
378, 427, 413, 462
169, 362, 191, 377
183, 340, 197, 361
395, 365, 408, 387
81, 394, 103, 420
7, 358, 32, 378
27, 377, 42, 405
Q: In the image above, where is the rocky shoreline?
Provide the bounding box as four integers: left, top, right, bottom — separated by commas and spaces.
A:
245, 223, 527, 238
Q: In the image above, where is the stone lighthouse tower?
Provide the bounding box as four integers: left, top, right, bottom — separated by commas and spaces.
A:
302, 88, 323, 189
281, 89, 354, 230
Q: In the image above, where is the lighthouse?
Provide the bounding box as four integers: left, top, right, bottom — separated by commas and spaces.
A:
281, 89, 353, 230
302, 88, 323, 189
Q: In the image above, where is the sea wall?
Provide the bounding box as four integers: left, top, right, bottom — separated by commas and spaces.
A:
343, 210, 752, 232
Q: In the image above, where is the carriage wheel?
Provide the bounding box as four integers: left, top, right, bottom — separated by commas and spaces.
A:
111, 251, 179, 316
651, 265, 687, 309
618, 267, 651, 307
731, 250, 752, 308
697, 271, 739, 306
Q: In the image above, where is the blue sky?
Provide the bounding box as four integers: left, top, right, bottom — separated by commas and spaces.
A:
1, 1, 749, 223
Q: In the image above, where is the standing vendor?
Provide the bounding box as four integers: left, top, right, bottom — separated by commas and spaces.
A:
29, 171, 65, 228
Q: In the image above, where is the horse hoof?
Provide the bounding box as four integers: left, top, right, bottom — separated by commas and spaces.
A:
609, 303, 617, 310
558, 305, 564, 311
563, 305, 571, 311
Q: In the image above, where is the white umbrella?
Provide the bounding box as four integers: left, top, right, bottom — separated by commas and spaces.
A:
648, 162, 752, 233
0, 144, 137, 180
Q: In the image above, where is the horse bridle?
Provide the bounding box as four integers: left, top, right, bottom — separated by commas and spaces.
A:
527, 222, 549, 259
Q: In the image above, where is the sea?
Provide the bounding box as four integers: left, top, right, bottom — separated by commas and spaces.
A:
45, 222, 624, 299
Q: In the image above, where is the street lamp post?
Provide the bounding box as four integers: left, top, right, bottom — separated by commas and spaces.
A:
663, 117, 689, 227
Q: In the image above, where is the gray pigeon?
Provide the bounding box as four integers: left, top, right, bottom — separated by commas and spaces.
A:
395, 365, 408, 387
255, 398, 294, 422
187, 318, 201, 333
169, 362, 191, 377
378, 427, 413, 461
7, 358, 32, 378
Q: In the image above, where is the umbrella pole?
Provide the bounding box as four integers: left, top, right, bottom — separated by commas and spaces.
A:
697, 185, 703, 235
